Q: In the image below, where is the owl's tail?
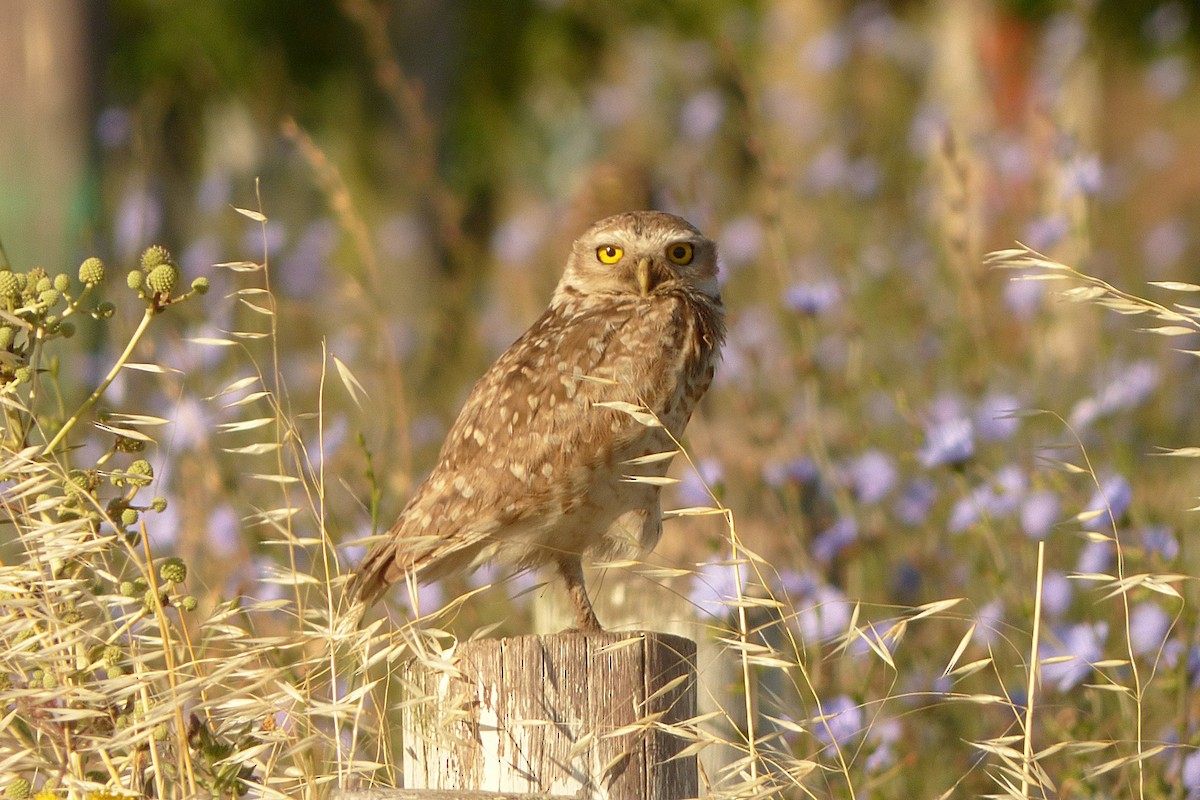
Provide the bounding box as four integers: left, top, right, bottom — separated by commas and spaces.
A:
346, 541, 399, 609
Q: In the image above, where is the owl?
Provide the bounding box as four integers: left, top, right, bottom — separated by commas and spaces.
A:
349, 211, 725, 631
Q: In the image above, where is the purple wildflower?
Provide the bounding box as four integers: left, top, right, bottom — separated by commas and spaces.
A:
1129, 601, 1172, 657
777, 569, 818, 600
948, 489, 986, 533
679, 89, 725, 141
491, 211, 546, 265
846, 157, 881, 198
196, 170, 232, 214
676, 457, 722, 508
1003, 273, 1047, 321
894, 479, 937, 526
718, 309, 784, 386
180, 235, 222, 277
802, 29, 849, 72
1069, 360, 1160, 429
1060, 154, 1104, 199
1043, 622, 1108, 692
974, 393, 1022, 441
1144, 3, 1187, 47
1145, 55, 1190, 100
972, 599, 1005, 647
989, 465, 1027, 515
718, 216, 764, 268
908, 102, 948, 154
1076, 539, 1113, 575
281, 218, 337, 298
1143, 218, 1188, 269
1183, 750, 1200, 794
114, 187, 164, 262
812, 695, 864, 749
795, 582, 852, 642
398, 578, 445, 618
763, 457, 820, 489
1140, 525, 1179, 561
918, 416, 975, 468
589, 83, 635, 128
241, 219, 287, 259
1021, 491, 1061, 540
96, 106, 132, 150
1082, 474, 1133, 531
846, 449, 897, 505
784, 279, 841, 315
689, 556, 748, 618
890, 561, 921, 601
807, 145, 849, 192
1022, 214, 1069, 251
812, 516, 858, 563
207, 504, 242, 556
1041, 571, 1073, 617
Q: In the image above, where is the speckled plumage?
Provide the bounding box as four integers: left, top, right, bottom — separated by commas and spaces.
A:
349, 211, 725, 630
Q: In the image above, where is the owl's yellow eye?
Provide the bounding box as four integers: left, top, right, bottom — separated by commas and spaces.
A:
666, 242, 694, 265
596, 244, 624, 264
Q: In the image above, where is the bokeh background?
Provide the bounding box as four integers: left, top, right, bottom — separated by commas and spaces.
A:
2, 0, 1199, 796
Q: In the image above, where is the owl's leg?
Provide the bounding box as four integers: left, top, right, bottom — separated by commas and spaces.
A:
556, 556, 603, 633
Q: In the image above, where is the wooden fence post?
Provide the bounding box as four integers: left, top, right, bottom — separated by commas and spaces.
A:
365, 630, 697, 799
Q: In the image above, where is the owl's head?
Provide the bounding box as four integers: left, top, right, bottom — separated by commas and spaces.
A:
554, 211, 720, 303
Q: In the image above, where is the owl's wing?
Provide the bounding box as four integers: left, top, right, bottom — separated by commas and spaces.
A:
350, 293, 699, 604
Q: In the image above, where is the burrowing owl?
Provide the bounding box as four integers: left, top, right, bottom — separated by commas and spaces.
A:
349, 211, 725, 631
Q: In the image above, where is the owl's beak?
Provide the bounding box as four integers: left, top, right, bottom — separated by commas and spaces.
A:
636, 257, 652, 296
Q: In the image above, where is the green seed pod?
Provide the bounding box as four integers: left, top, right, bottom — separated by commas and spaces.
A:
57, 322, 74, 338
52, 273, 70, 292
41, 671, 57, 690
120, 508, 139, 527
103, 644, 122, 666
122, 459, 154, 487
115, 435, 145, 453
180, 596, 198, 612
6, 777, 30, 800
38, 289, 59, 306
68, 469, 100, 492
34, 276, 51, 293
151, 496, 168, 513
191, 276, 210, 294
126, 270, 143, 291
142, 589, 161, 613
146, 264, 179, 294
0, 326, 14, 349
140, 245, 172, 271
0, 270, 19, 299
133, 577, 148, 592
160, 557, 187, 584
78, 256, 105, 284
119, 581, 136, 597
13, 366, 33, 384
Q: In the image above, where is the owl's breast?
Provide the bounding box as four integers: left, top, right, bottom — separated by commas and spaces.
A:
632, 290, 724, 435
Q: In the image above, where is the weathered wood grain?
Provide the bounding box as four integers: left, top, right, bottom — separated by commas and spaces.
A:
397, 631, 697, 799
